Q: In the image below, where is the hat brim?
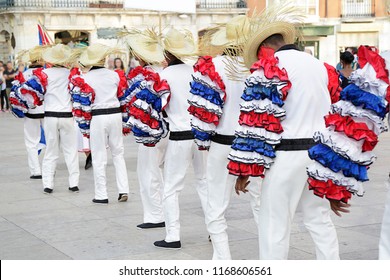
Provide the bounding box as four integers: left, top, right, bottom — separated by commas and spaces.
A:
42, 47, 72, 65
243, 22, 296, 69
127, 35, 165, 64
210, 27, 232, 46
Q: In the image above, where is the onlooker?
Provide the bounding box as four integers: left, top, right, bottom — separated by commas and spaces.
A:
0, 64, 7, 112
3, 61, 16, 111
336, 46, 359, 71
106, 57, 114, 70
338, 51, 354, 89
114, 57, 125, 71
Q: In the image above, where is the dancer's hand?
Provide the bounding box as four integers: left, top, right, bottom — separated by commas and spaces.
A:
329, 199, 351, 217
235, 175, 250, 195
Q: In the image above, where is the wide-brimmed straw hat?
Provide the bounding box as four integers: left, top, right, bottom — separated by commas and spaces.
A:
18, 45, 49, 64
243, 21, 296, 69
42, 44, 73, 65
210, 15, 250, 47
78, 43, 125, 67
162, 28, 197, 59
123, 28, 165, 64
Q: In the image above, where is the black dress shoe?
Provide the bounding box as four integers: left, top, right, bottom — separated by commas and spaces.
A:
85, 154, 92, 170
43, 188, 53, 194
137, 222, 165, 229
118, 193, 128, 202
30, 175, 42, 179
68, 186, 79, 192
92, 198, 109, 204
154, 240, 181, 249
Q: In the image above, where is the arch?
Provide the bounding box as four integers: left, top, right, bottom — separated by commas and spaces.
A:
0, 30, 12, 62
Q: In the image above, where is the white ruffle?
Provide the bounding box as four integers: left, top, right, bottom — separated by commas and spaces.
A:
187, 96, 223, 116
228, 149, 273, 167
240, 99, 286, 118
194, 139, 210, 150
192, 71, 225, 98
349, 64, 389, 98
235, 125, 282, 144
307, 162, 365, 194
246, 69, 288, 97
190, 117, 216, 133
135, 136, 159, 145
313, 130, 376, 165
127, 117, 163, 137
131, 99, 160, 120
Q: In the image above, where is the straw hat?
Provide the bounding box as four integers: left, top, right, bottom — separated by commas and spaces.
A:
162, 28, 197, 59
210, 15, 250, 47
243, 21, 296, 69
78, 43, 125, 67
123, 28, 165, 65
17, 45, 48, 64
42, 44, 73, 65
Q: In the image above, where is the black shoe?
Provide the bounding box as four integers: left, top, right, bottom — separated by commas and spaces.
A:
154, 240, 181, 249
92, 198, 109, 204
30, 175, 42, 179
208, 235, 212, 242
43, 188, 53, 194
118, 193, 128, 202
85, 154, 92, 170
137, 222, 165, 229
68, 186, 79, 192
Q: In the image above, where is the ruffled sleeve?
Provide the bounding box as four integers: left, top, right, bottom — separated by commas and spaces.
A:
324, 63, 341, 104
10, 72, 28, 118
227, 55, 291, 177
188, 56, 226, 150
307, 46, 390, 203
115, 69, 132, 135
68, 67, 95, 138
18, 68, 47, 110
125, 66, 170, 146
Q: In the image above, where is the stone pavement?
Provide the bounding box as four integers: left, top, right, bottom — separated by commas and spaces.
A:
0, 112, 389, 260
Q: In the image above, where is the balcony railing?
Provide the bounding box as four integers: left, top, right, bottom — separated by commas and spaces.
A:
196, 0, 247, 9
0, 0, 124, 9
342, 0, 374, 18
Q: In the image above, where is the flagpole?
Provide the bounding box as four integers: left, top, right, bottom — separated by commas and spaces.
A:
38, 19, 54, 44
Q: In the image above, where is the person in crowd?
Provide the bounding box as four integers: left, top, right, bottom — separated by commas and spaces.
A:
153, 28, 208, 249
231, 7, 340, 260
336, 46, 359, 71
70, 44, 130, 204
107, 57, 115, 70
114, 57, 125, 71
338, 51, 355, 89
0, 64, 7, 112
3, 61, 16, 111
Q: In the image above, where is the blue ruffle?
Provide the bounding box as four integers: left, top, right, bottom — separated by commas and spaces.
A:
190, 80, 224, 107
78, 122, 90, 130
25, 78, 44, 94
341, 84, 387, 118
308, 143, 368, 181
132, 126, 152, 138
192, 128, 211, 141
136, 88, 162, 112
231, 136, 276, 158
71, 94, 92, 106
11, 107, 25, 118
242, 83, 284, 107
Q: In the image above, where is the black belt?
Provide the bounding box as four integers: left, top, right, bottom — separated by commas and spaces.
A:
211, 133, 235, 145
25, 113, 44, 119
169, 130, 194, 141
44, 111, 73, 118
275, 138, 315, 151
91, 107, 121, 116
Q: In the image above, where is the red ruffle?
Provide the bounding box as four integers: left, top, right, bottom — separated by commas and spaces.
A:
250, 56, 291, 100
20, 88, 42, 106
68, 67, 81, 81
358, 46, 390, 84
325, 113, 378, 151
32, 68, 48, 90
153, 77, 170, 94
14, 72, 25, 83
239, 111, 283, 133
127, 66, 147, 80
194, 56, 226, 98
257, 46, 275, 60
129, 106, 160, 129
72, 109, 92, 121
188, 105, 220, 125
308, 177, 352, 203
324, 63, 341, 104
123, 127, 131, 136
227, 161, 265, 177
115, 69, 128, 99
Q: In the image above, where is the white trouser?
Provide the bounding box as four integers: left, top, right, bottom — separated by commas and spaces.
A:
24, 117, 43, 176
163, 139, 208, 242
379, 185, 390, 259
205, 142, 262, 260
137, 136, 168, 223
90, 113, 129, 200
42, 117, 79, 189
258, 150, 339, 260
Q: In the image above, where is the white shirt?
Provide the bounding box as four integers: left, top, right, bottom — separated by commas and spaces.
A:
43, 67, 72, 113
23, 68, 44, 114
160, 63, 193, 132
275, 49, 330, 139
213, 56, 247, 135
83, 68, 120, 110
